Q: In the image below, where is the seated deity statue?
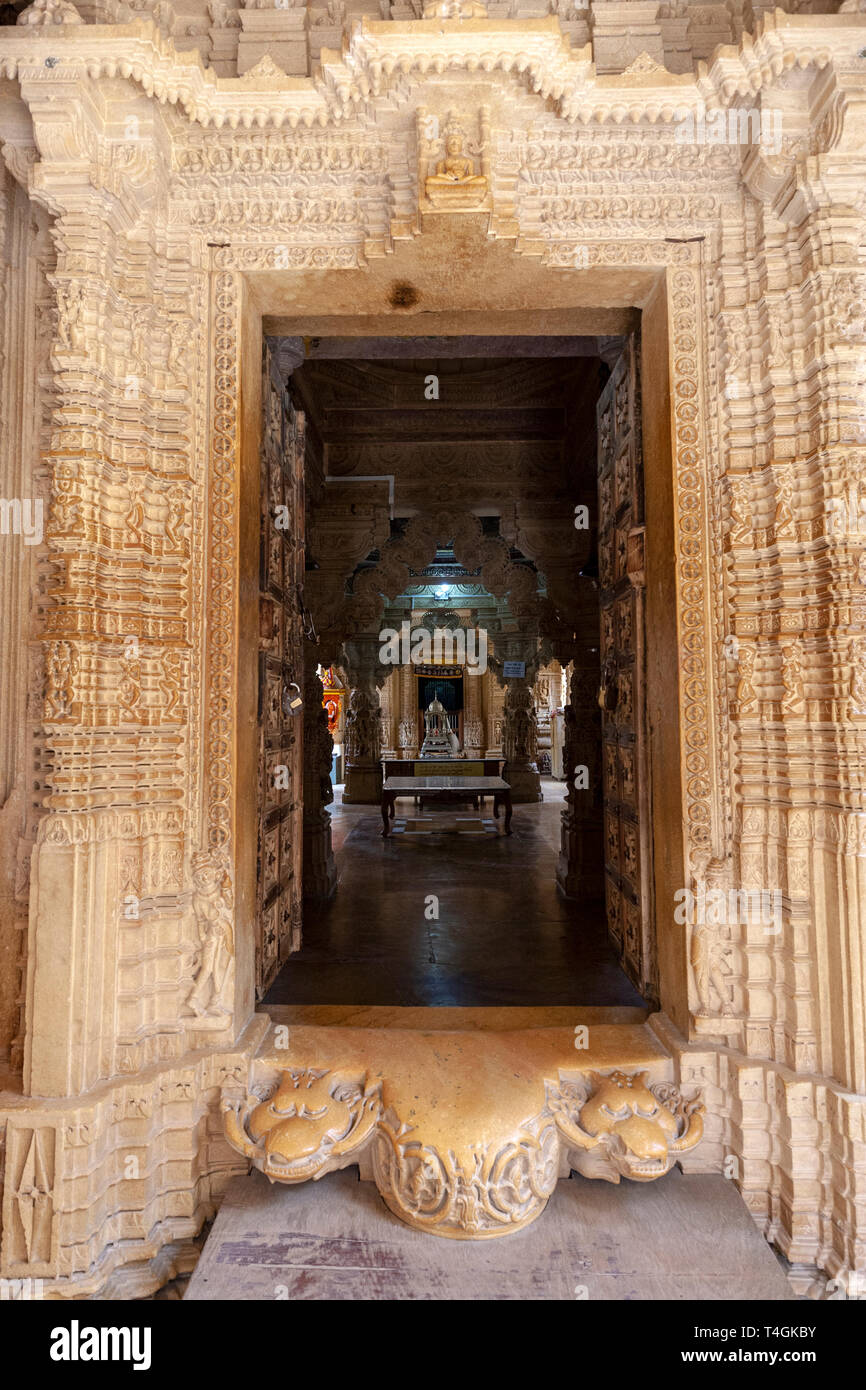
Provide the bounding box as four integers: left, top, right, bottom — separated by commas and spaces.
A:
425, 127, 488, 208
428, 134, 485, 186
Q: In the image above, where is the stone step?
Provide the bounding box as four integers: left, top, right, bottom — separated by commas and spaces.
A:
186, 1167, 796, 1301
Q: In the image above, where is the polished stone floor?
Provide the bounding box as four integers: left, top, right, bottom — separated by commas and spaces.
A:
263, 779, 646, 1008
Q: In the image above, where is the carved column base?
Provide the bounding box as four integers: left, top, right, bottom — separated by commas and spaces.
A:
342, 763, 383, 804
503, 759, 543, 803
222, 1019, 705, 1240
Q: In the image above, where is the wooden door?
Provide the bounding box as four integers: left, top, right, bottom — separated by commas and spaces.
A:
596, 338, 657, 1002
256, 347, 305, 997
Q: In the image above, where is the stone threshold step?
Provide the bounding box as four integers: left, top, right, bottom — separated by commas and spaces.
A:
220, 1015, 706, 1239
186, 1167, 795, 1301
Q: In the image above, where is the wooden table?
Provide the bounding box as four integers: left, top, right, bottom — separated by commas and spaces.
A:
381, 775, 513, 837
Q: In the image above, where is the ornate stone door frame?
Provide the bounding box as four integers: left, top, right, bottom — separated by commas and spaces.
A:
219, 250, 711, 1042
2, 4, 864, 1286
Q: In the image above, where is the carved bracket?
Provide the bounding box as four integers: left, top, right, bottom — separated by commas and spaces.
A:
222, 1049, 704, 1237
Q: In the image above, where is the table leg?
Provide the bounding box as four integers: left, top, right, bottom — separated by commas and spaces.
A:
381, 791, 395, 837
494, 791, 513, 835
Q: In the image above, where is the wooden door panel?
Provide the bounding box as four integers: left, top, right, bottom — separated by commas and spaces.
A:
596, 337, 657, 1003
256, 348, 305, 998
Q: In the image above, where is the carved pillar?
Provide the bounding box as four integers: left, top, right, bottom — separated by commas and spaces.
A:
302, 654, 337, 901
556, 661, 604, 900
22, 183, 209, 1093
397, 661, 417, 759
464, 652, 483, 752
341, 637, 384, 804
502, 677, 542, 803
484, 665, 503, 756
534, 665, 554, 774
379, 668, 397, 759
0, 170, 53, 1078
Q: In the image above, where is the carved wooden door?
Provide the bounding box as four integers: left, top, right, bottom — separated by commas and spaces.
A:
596, 337, 657, 1003
256, 349, 305, 997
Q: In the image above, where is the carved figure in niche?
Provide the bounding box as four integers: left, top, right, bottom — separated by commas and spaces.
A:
463, 714, 483, 748
186, 850, 234, 1019
124, 473, 146, 546
504, 681, 537, 762
781, 642, 804, 715
167, 317, 193, 377
735, 643, 757, 714
690, 922, 734, 1016
45, 641, 78, 721
428, 123, 485, 186
773, 472, 794, 538
345, 687, 379, 763
159, 648, 183, 719
162, 484, 186, 552
850, 638, 866, 715
57, 283, 86, 352
118, 650, 141, 713
424, 114, 488, 209
398, 716, 417, 749
727, 478, 753, 546
130, 305, 150, 367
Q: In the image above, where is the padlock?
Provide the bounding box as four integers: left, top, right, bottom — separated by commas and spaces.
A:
282, 682, 303, 717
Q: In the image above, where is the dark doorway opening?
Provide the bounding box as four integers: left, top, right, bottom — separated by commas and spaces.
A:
257, 334, 652, 1012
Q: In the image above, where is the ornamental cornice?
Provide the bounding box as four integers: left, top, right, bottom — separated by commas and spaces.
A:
0, 11, 863, 135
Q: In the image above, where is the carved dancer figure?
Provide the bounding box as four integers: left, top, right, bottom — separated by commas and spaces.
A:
781, 642, 805, 715
735, 644, 757, 714
186, 850, 234, 1018
773, 472, 794, 538
850, 638, 866, 715
159, 648, 183, 719
690, 922, 734, 1016
45, 641, 78, 721
727, 478, 753, 546
57, 283, 86, 351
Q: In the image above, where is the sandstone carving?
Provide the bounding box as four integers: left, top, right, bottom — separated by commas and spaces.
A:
222, 1037, 704, 1236
0, 0, 861, 1299
185, 850, 235, 1023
